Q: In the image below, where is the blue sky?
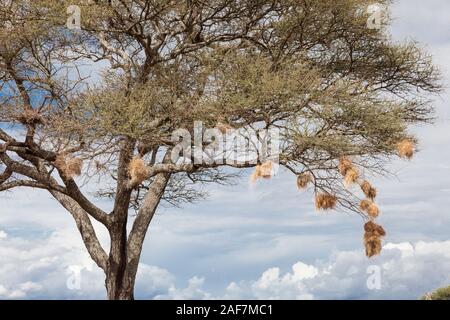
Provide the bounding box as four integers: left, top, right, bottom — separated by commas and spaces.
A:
1, 0, 450, 299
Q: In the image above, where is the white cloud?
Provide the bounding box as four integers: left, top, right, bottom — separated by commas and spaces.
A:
0, 228, 204, 299
0, 227, 105, 299
218, 240, 450, 300
0, 230, 7, 239
0, 281, 42, 299
0, 211, 449, 300
143, 240, 450, 300
135, 264, 176, 298
155, 276, 211, 300
390, 0, 450, 45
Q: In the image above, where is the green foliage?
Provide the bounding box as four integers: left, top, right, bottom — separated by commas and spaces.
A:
422, 286, 450, 300
0, 0, 443, 212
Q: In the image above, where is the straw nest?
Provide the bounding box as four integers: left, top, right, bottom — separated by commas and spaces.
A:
338, 157, 360, 187
360, 199, 380, 218
397, 139, 415, 159
129, 157, 150, 186
360, 199, 372, 211
365, 236, 382, 258
364, 221, 386, 258
360, 181, 377, 199
364, 221, 386, 236
55, 154, 83, 178
315, 193, 337, 211
338, 157, 353, 176
344, 167, 360, 187
66, 158, 83, 178
16, 109, 45, 125
250, 161, 273, 183
296, 173, 313, 190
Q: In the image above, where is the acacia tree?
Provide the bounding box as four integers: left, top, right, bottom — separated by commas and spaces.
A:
0, 0, 441, 299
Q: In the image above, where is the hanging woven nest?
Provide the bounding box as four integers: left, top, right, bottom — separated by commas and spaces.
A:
250, 161, 273, 183
338, 157, 353, 176
344, 167, 360, 187
397, 139, 415, 159
315, 193, 338, 211
360, 199, 380, 218
363, 221, 386, 258
54, 154, 83, 179
360, 180, 377, 199
297, 173, 313, 190
129, 157, 150, 186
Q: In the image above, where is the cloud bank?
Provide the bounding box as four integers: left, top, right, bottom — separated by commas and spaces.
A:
1, 228, 448, 300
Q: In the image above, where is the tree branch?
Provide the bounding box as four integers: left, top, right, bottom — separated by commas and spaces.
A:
63, 178, 112, 227
0, 179, 67, 193
50, 190, 109, 271
126, 173, 170, 269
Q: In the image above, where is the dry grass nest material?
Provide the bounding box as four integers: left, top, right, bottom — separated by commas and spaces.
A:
364, 221, 386, 258
338, 157, 353, 176
339, 157, 360, 187
344, 167, 359, 187
360, 199, 380, 218
55, 154, 83, 178
397, 139, 415, 159
129, 157, 150, 186
15, 109, 45, 125
250, 161, 273, 183
297, 173, 313, 190
360, 181, 377, 199
315, 193, 338, 211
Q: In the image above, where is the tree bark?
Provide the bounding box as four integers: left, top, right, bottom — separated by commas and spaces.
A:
104, 173, 171, 300
105, 266, 135, 300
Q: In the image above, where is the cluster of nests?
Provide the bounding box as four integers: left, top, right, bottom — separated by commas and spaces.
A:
293, 157, 379, 214
127, 139, 415, 189
306, 157, 380, 215
53, 137, 415, 257
293, 138, 415, 258
337, 156, 386, 258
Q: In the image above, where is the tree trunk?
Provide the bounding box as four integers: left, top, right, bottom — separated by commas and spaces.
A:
105, 267, 135, 300
104, 173, 170, 300
105, 218, 135, 300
